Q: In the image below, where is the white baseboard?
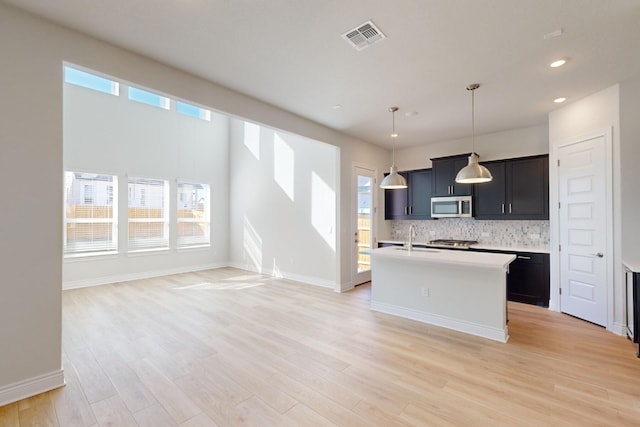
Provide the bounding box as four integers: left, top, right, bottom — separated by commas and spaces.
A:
370, 301, 509, 343
64, 260, 340, 291
610, 321, 626, 336
0, 369, 65, 406
227, 261, 337, 290
63, 262, 227, 290
338, 282, 355, 293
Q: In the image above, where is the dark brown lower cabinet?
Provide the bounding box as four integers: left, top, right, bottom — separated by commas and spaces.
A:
506, 252, 550, 307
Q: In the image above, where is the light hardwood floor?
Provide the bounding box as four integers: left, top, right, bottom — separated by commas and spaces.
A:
2, 267, 640, 426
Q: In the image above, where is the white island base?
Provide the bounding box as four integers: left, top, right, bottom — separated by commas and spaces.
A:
371, 247, 516, 343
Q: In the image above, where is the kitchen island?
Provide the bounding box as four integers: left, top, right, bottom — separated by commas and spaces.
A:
370, 246, 516, 342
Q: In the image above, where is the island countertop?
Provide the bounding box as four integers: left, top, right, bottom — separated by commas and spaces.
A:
372, 246, 516, 271
378, 240, 550, 254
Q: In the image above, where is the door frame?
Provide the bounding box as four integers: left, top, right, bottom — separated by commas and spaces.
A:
351, 162, 377, 289
550, 127, 615, 330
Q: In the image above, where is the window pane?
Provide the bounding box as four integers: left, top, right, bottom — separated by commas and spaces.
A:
64, 66, 119, 95
177, 182, 210, 247
128, 86, 170, 110
64, 171, 118, 255
128, 177, 169, 251
177, 101, 211, 121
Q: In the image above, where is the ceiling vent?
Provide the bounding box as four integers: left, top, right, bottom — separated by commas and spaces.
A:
342, 20, 386, 51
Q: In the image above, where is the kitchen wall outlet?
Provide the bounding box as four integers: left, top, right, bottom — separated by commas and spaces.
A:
420, 287, 429, 297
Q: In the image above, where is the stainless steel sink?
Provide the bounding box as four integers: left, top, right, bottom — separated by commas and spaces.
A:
394, 247, 440, 253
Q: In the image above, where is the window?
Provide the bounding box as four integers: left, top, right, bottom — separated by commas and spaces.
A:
128, 177, 169, 251
177, 182, 210, 248
177, 101, 211, 121
64, 66, 119, 96
64, 172, 118, 255
83, 184, 95, 204
128, 86, 170, 110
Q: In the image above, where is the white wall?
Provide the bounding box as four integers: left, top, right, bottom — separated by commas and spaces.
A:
0, 5, 64, 404
228, 119, 338, 287
619, 75, 640, 265
63, 80, 229, 288
0, 3, 392, 402
394, 124, 549, 171
548, 84, 623, 333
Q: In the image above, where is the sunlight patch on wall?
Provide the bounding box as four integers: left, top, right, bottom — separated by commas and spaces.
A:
243, 216, 263, 272
244, 121, 261, 160
272, 258, 283, 278
274, 133, 295, 201
311, 171, 336, 252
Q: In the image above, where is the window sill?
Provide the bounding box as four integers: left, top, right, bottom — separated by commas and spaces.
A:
127, 247, 171, 257
177, 244, 212, 253
64, 251, 119, 262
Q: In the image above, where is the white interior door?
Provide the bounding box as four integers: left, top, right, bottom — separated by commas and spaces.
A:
353, 165, 375, 286
558, 134, 609, 326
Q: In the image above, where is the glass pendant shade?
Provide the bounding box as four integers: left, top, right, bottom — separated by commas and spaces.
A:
380, 165, 407, 189
455, 153, 493, 183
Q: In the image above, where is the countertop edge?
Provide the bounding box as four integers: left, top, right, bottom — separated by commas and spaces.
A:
623, 260, 640, 273
378, 240, 550, 254
372, 246, 516, 271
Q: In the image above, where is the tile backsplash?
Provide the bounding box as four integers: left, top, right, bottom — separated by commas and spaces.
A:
389, 219, 549, 247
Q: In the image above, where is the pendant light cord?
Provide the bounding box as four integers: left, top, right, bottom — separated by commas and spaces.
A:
389, 106, 398, 166
471, 87, 475, 155
392, 108, 396, 165
467, 83, 479, 156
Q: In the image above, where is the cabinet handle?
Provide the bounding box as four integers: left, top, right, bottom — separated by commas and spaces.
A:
509, 203, 512, 213
450, 185, 454, 195
404, 206, 408, 215
409, 206, 413, 215
501, 203, 505, 214
517, 256, 531, 260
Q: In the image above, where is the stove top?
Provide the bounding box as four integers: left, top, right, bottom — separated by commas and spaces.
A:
427, 239, 478, 249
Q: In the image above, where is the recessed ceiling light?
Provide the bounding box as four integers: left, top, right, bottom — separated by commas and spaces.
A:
332, 104, 343, 110
404, 111, 419, 117
549, 59, 567, 68
554, 97, 567, 103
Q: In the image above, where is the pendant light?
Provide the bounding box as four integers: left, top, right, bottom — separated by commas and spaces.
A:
455, 83, 493, 184
380, 107, 408, 189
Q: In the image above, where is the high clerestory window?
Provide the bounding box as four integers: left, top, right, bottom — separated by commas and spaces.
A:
64, 67, 119, 96
177, 101, 211, 121
128, 86, 170, 110
64, 172, 118, 255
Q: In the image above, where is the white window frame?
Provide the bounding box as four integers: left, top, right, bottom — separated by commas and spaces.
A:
127, 177, 170, 252
177, 181, 211, 248
64, 171, 118, 257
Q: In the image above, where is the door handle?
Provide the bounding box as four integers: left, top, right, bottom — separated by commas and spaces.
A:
592, 252, 604, 258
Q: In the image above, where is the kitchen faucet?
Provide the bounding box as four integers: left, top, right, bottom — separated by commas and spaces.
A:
407, 224, 416, 253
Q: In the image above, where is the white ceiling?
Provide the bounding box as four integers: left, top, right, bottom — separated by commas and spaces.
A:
5, 0, 640, 148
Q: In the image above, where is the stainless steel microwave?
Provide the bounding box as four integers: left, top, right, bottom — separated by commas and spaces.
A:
431, 196, 473, 218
